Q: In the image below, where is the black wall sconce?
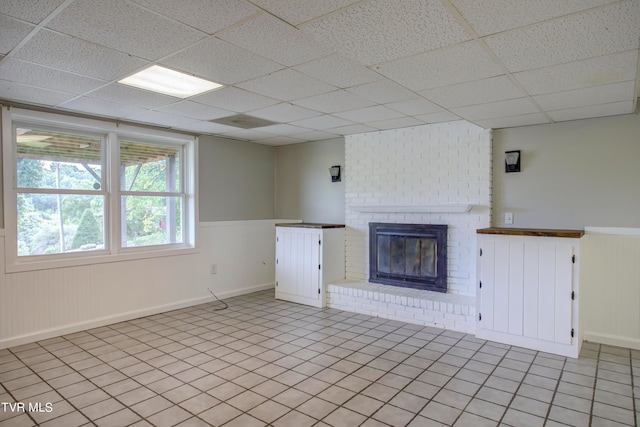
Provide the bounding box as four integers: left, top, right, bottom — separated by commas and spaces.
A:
505, 150, 521, 173
329, 165, 341, 182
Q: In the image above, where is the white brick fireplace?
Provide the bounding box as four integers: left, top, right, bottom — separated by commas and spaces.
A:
327, 122, 492, 333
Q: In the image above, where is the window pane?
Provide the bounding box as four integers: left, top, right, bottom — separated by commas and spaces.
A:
122, 196, 182, 247
16, 128, 103, 190
17, 193, 105, 256
120, 141, 180, 192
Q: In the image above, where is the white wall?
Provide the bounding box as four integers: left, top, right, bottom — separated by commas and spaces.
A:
0, 220, 279, 349
275, 138, 345, 224
344, 122, 492, 296
493, 114, 640, 229
199, 135, 275, 221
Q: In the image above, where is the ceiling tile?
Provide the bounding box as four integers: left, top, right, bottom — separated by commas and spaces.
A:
13, 29, 148, 80
237, 69, 334, 101
191, 87, 279, 112
420, 75, 525, 109
0, 58, 107, 94
46, 0, 206, 61
258, 123, 311, 136
292, 90, 374, 114
301, 0, 471, 65
329, 123, 378, 135
474, 113, 551, 129
290, 130, 341, 141
452, 97, 540, 121
249, 0, 362, 26
218, 13, 332, 66
484, 1, 640, 72
513, 50, 639, 95
179, 120, 239, 134
367, 116, 425, 131
0, 15, 35, 54
294, 54, 381, 88
122, 110, 199, 128
451, 0, 617, 36
218, 128, 274, 140
155, 101, 233, 121
347, 80, 417, 104
386, 98, 444, 115
376, 41, 504, 91
59, 97, 148, 118
86, 84, 178, 109
0, 0, 66, 24
533, 81, 635, 111
334, 105, 404, 122
0, 0, 638, 140
248, 102, 321, 123
130, 0, 258, 34
0, 80, 74, 106
161, 37, 283, 85
289, 114, 354, 131
414, 111, 463, 124
548, 101, 635, 122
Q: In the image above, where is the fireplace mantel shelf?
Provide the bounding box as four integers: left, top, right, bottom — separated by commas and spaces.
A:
350, 204, 472, 214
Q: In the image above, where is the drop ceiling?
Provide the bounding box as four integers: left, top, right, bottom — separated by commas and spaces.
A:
0, 0, 638, 145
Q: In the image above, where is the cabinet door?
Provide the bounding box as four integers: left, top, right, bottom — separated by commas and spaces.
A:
478, 236, 575, 346
276, 228, 321, 307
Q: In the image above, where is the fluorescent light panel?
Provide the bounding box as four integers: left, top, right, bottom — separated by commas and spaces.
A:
118, 65, 222, 98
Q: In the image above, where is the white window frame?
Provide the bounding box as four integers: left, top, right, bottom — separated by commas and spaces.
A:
116, 134, 187, 251
2, 107, 198, 273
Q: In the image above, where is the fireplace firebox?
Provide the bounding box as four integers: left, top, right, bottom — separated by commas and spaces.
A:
369, 223, 447, 292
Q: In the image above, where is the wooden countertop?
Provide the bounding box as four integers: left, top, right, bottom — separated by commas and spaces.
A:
477, 227, 584, 238
276, 223, 345, 229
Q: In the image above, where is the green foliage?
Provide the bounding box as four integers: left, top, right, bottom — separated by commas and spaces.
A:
18, 157, 177, 255
71, 209, 102, 249
16, 159, 44, 188
129, 232, 167, 247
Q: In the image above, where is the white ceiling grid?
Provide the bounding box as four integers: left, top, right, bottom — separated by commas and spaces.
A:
0, 0, 638, 145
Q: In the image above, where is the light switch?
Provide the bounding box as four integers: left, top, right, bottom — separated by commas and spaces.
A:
505, 212, 514, 225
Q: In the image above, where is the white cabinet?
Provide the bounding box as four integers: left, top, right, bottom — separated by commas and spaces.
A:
275, 224, 345, 308
476, 229, 583, 358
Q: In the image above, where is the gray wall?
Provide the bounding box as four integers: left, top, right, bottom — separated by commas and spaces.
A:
199, 135, 275, 221
275, 138, 345, 224
493, 113, 640, 229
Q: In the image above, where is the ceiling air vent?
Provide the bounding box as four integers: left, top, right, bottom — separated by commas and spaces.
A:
210, 114, 278, 129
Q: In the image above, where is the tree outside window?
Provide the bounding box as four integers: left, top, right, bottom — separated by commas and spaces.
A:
6, 110, 196, 267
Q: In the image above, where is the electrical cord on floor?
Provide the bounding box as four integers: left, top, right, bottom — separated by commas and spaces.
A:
207, 287, 228, 310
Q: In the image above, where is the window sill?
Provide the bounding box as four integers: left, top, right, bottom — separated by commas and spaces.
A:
5, 245, 198, 274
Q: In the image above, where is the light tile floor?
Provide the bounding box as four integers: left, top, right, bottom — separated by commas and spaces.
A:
0, 290, 638, 426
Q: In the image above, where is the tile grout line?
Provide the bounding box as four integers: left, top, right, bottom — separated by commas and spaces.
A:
2, 290, 639, 427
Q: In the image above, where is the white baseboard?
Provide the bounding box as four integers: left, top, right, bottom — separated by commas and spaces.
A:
0, 284, 275, 350
583, 332, 640, 351
210, 283, 274, 300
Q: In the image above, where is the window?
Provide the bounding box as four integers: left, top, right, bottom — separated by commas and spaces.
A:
119, 140, 184, 248
2, 108, 197, 270
15, 126, 106, 256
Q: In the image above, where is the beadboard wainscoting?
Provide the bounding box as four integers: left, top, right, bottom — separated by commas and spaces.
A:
581, 227, 640, 350
0, 220, 280, 349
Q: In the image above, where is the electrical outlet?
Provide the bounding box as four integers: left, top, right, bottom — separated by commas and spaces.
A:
210, 264, 217, 275
504, 212, 514, 225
